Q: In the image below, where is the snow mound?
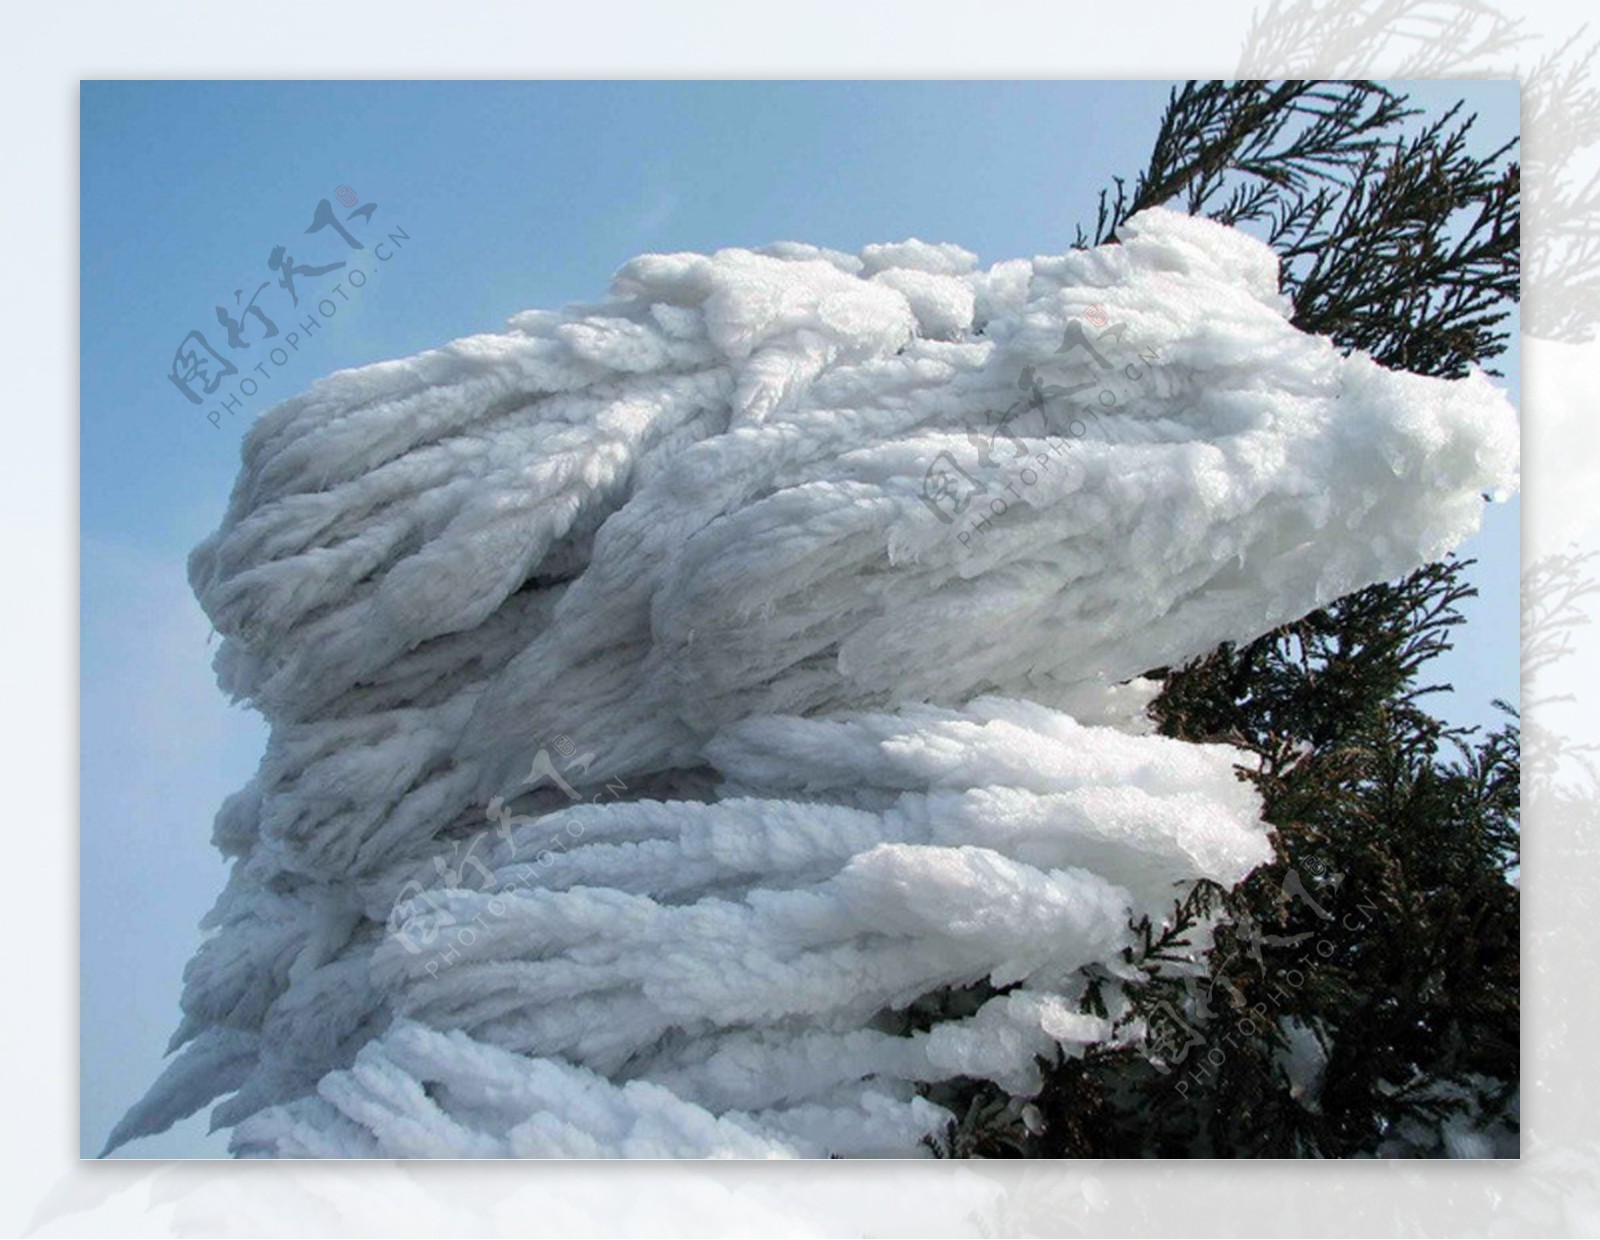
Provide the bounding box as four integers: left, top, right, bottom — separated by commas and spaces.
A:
108, 207, 1518, 1158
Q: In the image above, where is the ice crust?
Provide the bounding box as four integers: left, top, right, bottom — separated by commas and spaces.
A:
107, 208, 1517, 1157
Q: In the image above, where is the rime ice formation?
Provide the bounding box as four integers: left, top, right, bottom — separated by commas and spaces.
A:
107, 208, 1519, 1158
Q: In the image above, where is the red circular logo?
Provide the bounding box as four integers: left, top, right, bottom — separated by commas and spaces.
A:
335, 184, 358, 208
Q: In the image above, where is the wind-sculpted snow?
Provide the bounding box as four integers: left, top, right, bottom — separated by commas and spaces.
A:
108, 208, 1518, 1157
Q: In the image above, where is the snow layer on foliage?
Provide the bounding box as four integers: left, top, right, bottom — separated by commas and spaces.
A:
108, 207, 1518, 1158
232, 701, 1265, 1159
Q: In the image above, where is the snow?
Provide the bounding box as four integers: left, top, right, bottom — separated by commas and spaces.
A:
107, 207, 1518, 1158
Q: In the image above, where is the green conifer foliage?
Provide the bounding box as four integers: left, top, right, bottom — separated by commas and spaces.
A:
931, 80, 1521, 1158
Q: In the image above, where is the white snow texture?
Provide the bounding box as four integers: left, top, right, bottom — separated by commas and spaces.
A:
108, 208, 1518, 1158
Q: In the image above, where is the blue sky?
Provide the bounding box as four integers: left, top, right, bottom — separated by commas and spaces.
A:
80, 79, 1520, 1157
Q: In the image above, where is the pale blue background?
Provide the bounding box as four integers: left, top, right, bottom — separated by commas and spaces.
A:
81, 79, 1519, 1157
